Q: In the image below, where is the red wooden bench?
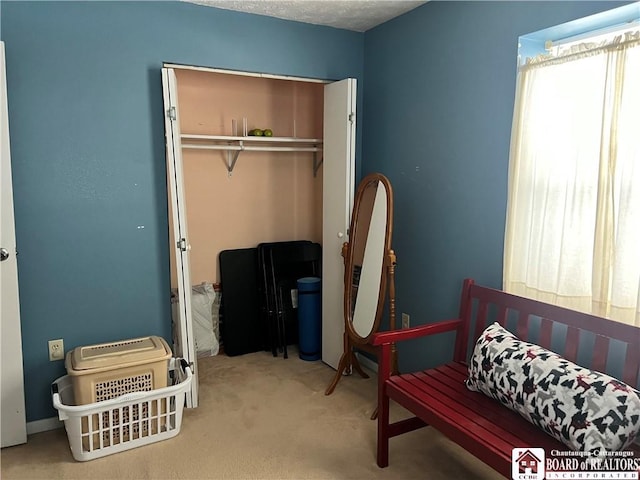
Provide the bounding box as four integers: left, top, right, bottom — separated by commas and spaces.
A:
372, 278, 640, 477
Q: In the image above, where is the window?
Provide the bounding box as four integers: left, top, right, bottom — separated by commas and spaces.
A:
504, 15, 640, 326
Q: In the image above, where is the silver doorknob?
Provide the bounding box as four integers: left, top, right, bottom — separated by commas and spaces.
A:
337, 232, 344, 238
0, 247, 9, 262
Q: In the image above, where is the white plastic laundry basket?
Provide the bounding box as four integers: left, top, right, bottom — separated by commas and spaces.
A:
52, 357, 192, 461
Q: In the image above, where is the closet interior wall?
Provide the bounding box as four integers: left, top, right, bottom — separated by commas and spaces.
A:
169, 69, 325, 287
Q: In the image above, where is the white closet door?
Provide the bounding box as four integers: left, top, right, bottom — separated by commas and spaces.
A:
322, 78, 356, 369
1, 41, 27, 448
161, 68, 198, 408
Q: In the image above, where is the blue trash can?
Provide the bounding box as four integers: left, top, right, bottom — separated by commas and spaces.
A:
297, 277, 321, 361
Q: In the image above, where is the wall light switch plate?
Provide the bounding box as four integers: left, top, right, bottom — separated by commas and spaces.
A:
402, 313, 410, 329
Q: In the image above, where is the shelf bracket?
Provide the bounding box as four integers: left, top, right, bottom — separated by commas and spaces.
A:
226, 146, 242, 177
313, 151, 323, 178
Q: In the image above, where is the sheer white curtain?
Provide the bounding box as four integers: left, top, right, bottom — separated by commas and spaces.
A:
504, 32, 640, 326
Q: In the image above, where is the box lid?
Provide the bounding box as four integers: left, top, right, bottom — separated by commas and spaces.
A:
66, 336, 172, 373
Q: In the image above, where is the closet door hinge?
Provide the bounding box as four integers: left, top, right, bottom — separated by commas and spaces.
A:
348, 112, 355, 124
167, 106, 177, 121
177, 238, 187, 252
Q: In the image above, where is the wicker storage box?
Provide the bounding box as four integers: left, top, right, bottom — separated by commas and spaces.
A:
65, 336, 172, 405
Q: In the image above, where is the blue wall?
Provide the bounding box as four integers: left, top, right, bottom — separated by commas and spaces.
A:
362, 1, 630, 372
1, 1, 363, 422
1, 0, 630, 423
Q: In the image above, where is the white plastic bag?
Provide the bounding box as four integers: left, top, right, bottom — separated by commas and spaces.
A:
191, 283, 220, 357
211, 283, 221, 346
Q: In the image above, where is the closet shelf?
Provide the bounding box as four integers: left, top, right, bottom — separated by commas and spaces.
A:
180, 134, 323, 176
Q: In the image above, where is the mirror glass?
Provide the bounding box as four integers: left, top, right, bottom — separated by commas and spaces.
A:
345, 174, 392, 342
351, 183, 387, 337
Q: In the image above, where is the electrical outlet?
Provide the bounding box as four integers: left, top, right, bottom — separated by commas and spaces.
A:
48, 339, 64, 361
402, 313, 410, 329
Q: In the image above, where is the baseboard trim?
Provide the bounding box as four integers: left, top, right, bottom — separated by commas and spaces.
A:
354, 352, 378, 373
27, 417, 62, 435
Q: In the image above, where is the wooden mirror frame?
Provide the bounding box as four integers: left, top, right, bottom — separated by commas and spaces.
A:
325, 173, 397, 405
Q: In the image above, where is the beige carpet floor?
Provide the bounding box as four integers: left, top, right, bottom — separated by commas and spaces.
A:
1, 349, 501, 479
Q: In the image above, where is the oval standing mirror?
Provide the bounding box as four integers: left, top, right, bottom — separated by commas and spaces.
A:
326, 173, 396, 400
346, 174, 392, 342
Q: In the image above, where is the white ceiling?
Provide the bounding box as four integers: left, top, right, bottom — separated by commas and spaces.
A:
185, 0, 428, 32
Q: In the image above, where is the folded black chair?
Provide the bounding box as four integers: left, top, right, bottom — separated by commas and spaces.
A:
267, 242, 321, 358
258, 241, 321, 358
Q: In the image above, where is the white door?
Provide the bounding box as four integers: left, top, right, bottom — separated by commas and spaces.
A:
161, 68, 198, 408
0, 41, 27, 448
322, 78, 356, 369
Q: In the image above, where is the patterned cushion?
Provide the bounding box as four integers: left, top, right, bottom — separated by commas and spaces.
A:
466, 322, 640, 452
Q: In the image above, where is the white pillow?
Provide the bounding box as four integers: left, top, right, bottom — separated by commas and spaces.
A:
466, 322, 640, 452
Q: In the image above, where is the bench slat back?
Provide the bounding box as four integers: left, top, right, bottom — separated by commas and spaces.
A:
592, 335, 610, 372
624, 344, 640, 386
458, 279, 640, 389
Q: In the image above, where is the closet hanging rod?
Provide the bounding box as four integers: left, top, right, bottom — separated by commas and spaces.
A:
181, 134, 322, 143
182, 144, 321, 153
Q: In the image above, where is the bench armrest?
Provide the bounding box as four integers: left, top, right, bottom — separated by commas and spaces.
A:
373, 319, 464, 386
371, 319, 463, 346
